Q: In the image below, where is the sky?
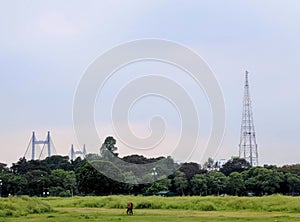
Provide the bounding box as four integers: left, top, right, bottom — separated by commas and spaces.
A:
1, 0, 300, 166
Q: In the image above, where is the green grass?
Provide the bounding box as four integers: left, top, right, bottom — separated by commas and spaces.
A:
0, 196, 52, 217
43, 195, 300, 212
1, 195, 300, 221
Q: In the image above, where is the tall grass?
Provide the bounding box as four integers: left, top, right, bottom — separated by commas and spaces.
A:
0, 196, 52, 217
1, 195, 299, 218
42, 195, 300, 213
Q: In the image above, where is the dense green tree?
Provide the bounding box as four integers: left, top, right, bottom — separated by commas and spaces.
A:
11, 157, 28, 175
285, 173, 300, 195
77, 160, 124, 195
120, 155, 174, 183
41, 155, 72, 172
220, 158, 251, 176
122, 155, 150, 164
49, 169, 76, 196
144, 182, 168, 195
261, 169, 284, 194
25, 170, 49, 196
226, 172, 245, 196
278, 164, 300, 176
179, 162, 202, 180
158, 178, 172, 190
207, 171, 227, 195
191, 174, 207, 196
76, 162, 97, 195
0, 171, 26, 196
11, 158, 48, 175
173, 171, 188, 196
243, 167, 284, 195
7, 174, 28, 196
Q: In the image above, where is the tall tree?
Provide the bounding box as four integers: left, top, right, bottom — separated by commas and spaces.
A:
285, 173, 300, 195
49, 169, 77, 196
191, 174, 207, 196
243, 167, 284, 195
220, 158, 251, 176
207, 171, 228, 196
7, 174, 28, 196
144, 182, 168, 196
77, 160, 123, 195
11, 157, 28, 175
0, 163, 8, 173
100, 136, 118, 160
42, 155, 72, 172
173, 171, 188, 196
25, 170, 49, 196
278, 164, 300, 176
226, 172, 245, 196
179, 162, 202, 180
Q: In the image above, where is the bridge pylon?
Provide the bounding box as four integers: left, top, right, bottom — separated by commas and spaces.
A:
24, 131, 56, 160
70, 144, 86, 161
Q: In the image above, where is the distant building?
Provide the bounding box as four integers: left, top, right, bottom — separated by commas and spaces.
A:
216, 159, 227, 170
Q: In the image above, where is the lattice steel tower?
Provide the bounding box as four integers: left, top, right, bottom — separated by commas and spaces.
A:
239, 71, 258, 166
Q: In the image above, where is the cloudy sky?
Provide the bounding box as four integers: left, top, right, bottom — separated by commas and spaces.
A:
1, 0, 300, 166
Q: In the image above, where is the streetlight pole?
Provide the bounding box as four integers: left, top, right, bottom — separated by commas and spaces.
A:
152, 168, 158, 182
0, 179, 2, 197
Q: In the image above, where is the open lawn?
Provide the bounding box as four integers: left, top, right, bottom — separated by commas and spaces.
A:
1, 195, 300, 221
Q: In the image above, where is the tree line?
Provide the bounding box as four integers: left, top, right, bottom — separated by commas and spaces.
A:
0, 137, 300, 197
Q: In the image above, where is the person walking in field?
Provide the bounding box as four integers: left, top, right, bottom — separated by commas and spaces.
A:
126, 202, 133, 215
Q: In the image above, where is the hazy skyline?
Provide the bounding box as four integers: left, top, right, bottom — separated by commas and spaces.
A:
1, 1, 300, 166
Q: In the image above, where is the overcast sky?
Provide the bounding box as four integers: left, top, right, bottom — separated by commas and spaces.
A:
1, 0, 300, 166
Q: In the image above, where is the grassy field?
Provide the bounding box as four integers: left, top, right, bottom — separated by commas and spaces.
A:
1, 195, 300, 221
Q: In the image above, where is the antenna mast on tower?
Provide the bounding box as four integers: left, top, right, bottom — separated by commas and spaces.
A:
239, 71, 258, 166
